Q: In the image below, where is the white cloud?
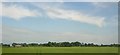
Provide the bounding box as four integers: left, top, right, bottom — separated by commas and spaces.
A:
1, 4, 41, 20
30, 3, 106, 27
1, 3, 106, 27
44, 7, 105, 27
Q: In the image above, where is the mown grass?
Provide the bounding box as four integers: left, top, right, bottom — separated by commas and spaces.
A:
0, 46, 2, 54
2, 47, 118, 53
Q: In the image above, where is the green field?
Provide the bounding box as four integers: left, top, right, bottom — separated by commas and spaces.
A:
0, 46, 2, 55
2, 47, 118, 53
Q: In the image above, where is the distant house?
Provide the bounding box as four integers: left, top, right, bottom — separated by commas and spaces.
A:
10, 44, 12, 47
15, 45, 22, 47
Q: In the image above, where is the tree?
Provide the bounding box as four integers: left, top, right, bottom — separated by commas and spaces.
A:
28, 43, 38, 46
2, 44, 10, 47
12, 43, 17, 47
71, 41, 81, 46
61, 42, 71, 47
22, 43, 28, 47
48, 42, 54, 47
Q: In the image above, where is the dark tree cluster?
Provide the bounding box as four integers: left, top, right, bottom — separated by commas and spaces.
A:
1, 42, 120, 47
2, 44, 10, 47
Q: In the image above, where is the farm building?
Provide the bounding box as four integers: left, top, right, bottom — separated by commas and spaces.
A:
14, 45, 22, 47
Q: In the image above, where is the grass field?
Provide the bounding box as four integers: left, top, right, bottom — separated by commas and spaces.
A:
0, 46, 2, 55
2, 47, 118, 53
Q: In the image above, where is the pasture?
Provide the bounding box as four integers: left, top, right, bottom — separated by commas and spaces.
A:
0, 46, 2, 55
2, 47, 118, 53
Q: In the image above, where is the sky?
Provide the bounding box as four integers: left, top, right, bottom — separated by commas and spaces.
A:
1, 2, 118, 44
2, 0, 120, 2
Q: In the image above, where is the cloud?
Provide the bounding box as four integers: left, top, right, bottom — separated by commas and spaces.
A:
44, 7, 105, 27
1, 4, 41, 20
1, 3, 106, 27
30, 3, 106, 27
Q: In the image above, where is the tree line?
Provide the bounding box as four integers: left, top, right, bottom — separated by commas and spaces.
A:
1, 41, 120, 47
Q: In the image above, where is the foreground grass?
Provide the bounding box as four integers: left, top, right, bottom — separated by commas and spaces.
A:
0, 46, 2, 54
2, 47, 118, 53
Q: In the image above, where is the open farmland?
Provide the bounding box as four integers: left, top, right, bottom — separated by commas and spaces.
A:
2, 47, 118, 53
0, 46, 2, 55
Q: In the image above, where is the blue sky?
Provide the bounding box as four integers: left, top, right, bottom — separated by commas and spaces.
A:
2, 0, 119, 2
1, 2, 118, 44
